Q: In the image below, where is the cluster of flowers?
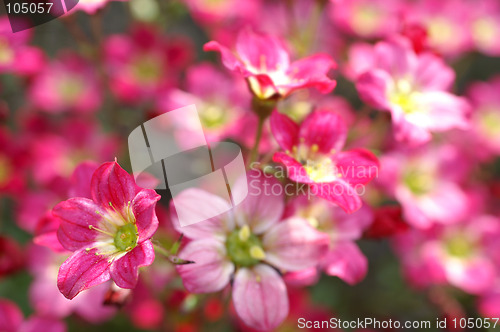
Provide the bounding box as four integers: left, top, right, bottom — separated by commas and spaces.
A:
1, 0, 500, 331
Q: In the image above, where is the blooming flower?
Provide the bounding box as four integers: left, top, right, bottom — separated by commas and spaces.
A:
355, 37, 470, 145
329, 0, 404, 39
52, 161, 160, 299
171, 171, 329, 330
284, 195, 373, 285
271, 110, 379, 213
204, 29, 336, 100
378, 145, 469, 229
104, 26, 192, 104
28, 54, 102, 114
0, 299, 66, 332
393, 215, 500, 294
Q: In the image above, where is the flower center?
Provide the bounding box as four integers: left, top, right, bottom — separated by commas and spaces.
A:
445, 234, 475, 258
200, 104, 227, 129
292, 143, 338, 183
478, 108, 500, 139
403, 168, 434, 196
225, 225, 266, 267
0, 154, 12, 187
389, 79, 422, 115
114, 223, 139, 252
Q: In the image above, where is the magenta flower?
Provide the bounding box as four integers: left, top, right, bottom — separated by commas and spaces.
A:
204, 29, 336, 100
52, 161, 160, 299
171, 171, 329, 331
355, 37, 470, 145
270, 110, 379, 213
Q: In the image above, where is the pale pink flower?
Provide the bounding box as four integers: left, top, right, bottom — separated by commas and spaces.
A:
172, 171, 329, 330
355, 37, 470, 145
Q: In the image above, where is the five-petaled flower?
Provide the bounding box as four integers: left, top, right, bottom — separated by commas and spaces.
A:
53, 161, 160, 299
271, 110, 379, 213
204, 29, 337, 100
171, 170, 329, 331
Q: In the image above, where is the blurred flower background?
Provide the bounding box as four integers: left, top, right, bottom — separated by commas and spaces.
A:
1, 0, 500, 331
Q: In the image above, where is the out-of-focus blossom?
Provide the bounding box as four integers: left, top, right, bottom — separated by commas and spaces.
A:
284, 195, 373, 285
0, 236, 25, 277
378, 145, 469, 229
0, 299, 66, 332
104, 26, 193, 104
0, 18, 45, 76
355, 37, 470, 145
364, 205, 409, 239
404, 0, 472, 57
75, 0, 126, 14
205, 29, 336, 100
27, 245, 116, 322
157, 63, 249, 144
329, 0, 403, 39
0, 128, 27, 196
393, 215, 500, 294
52, 161, 160, 299
172, 171, 329, 330
271, 110, 379, 213
29, 54, 102, 113
467, 0, 500, 56
182, 0, 260, 26
465, 77, 500, 158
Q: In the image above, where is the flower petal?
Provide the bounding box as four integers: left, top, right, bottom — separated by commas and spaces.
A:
176, 239, 234, 293
335, 149, 380, 186
91, 161, 137, 211
68, 161, 98, 199
286, 53, 337, 94
170, 189, 232, 241
232, 265, 289, 331
263, 217, 329, 271
320, 242, 368, 285
57, 248, 111, 300
131, 189, 160, 242
235, 170, 284, 234
110, 241, 155, 289
272, 152, 312, 184
235, 29, 290, 72
53, 198, 105, 251
0, 299, 23, 332
310, 181, 363, 214
299, 111, 347, 154
203, 41, 246, 74
270, 110, 299, 151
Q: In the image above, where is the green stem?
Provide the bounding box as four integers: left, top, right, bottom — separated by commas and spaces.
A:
247, 115, 265, 168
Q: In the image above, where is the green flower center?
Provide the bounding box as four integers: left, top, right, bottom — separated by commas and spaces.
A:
445, 234, 475, 258
403, 168, 434, 196
114, 223, 139, 251
226, 225, 266, 267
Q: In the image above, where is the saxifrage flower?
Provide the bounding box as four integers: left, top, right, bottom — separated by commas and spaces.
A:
52, 161, 160, 299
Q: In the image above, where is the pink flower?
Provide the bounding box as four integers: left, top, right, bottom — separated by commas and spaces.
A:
465, 76, 500, 158
171, 171, 329, 330
27, 244, 116, 322
270, 110, 379, 213
28, 54, 102, 114
204, 29, 336, 100
393, 215, 500, 294
52, 161, 160, 299
74, 0, 126, 14
355, 37, 470, 145
329, 0, 404, 39
0, 299, 66, 332
284, 195, 373, 285
467, 0, 500, 56
404, 0, 472, 57
157, 63, 249, 144
0, 18, 45, 76
182, 0, 261, 26
104, 26, 193, 104
378, 145, 469, 229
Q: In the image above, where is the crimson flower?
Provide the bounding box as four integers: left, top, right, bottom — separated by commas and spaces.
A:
271, 110, 379, 213
52, 161, 160, 299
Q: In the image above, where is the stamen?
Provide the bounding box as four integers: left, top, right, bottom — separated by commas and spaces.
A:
311, 144, 319, 153
89, 225, 114, 237
249, 245, 266, 260
239, 225, 251, 242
